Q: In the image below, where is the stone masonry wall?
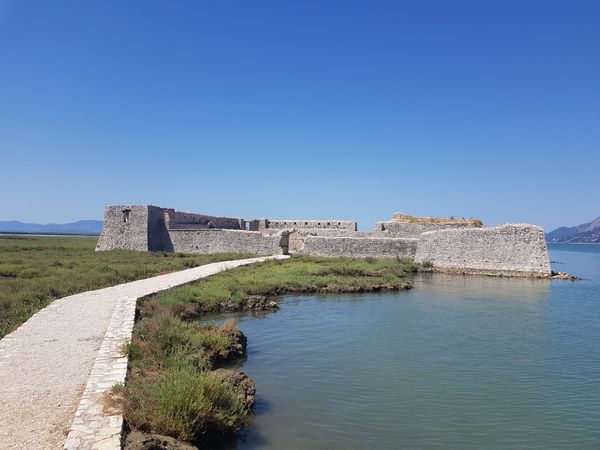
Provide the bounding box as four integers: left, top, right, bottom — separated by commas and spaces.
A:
286, 229, 362, 253
165, 209, 243, 230
96, 205, 551, 278
414, 224, 551, 277
375, 220, 479, 238
96, 205, 154, 251
260, 220, 357, 231
299, 235, 418, 259
166, 229, 288, 255
147, 205, 169, 251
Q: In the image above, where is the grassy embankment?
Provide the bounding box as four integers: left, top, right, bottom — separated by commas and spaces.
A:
124, 256, 418, 446
0, 235, 252, 338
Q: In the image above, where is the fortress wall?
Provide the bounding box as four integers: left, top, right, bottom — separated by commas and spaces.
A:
147, 206, 169, 251
414, 225, 551, 277
166, 210, 243, 230
262, 220, 357, 231
166, 229, 287, 255
95, 205, 550, 278
299, 235, 418, 259
375, 221, 479, 238
96, 205, 156, 251
286, 229, 363, 253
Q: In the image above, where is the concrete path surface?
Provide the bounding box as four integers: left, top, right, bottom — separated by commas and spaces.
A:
0, 255, 288, 450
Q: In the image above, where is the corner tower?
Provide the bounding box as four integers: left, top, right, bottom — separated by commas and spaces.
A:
95, 205, 166, 252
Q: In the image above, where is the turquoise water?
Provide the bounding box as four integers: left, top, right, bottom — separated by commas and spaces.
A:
225, 244, 600, 449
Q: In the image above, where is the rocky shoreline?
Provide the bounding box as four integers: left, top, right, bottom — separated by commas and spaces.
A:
550, 271, 581, 281
418, 267, 580, 280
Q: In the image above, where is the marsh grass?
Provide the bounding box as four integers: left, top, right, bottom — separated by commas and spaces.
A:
131, 311, 239, 372
144, 256, 418, 316
0, 235, 252, 337
124, 310, 250, 441
125, 364, 248, 442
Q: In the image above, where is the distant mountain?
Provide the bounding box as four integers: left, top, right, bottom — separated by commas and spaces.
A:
0, 220, 102, 235
546, 216, 600, 244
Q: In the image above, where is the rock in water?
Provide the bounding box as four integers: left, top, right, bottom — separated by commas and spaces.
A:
551, 271, 581, 280
124, 431, 198, 450
213, 368, 257, 408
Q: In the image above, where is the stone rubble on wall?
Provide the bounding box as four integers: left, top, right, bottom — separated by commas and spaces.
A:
375, 220, 479, 238
375, 212, 482, 238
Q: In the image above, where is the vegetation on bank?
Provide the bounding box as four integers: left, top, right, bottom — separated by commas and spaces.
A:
0, 235, 252, 338
124, 315, 250, 443
394, 213, 483, 227
144, 256, 418, 317
124, 256, 418, 446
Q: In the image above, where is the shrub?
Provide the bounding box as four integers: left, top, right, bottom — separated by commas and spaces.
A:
125, 365, 248, 442
18, 268, 43, 279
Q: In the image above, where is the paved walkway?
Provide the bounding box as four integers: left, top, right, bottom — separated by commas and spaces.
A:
0, 255, 287, 449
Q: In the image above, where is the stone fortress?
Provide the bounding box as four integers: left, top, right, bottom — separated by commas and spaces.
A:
96, 205, 552, 278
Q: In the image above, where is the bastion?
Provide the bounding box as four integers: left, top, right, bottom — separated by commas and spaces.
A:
96, 205, 552, 277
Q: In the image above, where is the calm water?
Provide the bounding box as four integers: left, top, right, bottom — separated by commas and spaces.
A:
223, 244, 600, 449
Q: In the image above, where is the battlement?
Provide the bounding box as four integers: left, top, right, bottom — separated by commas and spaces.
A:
259, 219, 357, 231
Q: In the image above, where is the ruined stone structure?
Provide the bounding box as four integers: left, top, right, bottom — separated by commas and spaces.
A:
96, 205, 552, 277
375, 214, 481, 238
95, 205, 288, 255
414, 224, 551, 277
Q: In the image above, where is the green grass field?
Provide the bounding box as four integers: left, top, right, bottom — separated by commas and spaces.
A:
0, 235, 251, 338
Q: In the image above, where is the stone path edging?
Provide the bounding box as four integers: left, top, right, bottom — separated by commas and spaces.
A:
63, 255, 288, 449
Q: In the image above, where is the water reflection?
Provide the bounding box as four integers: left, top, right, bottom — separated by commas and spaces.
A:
412, 272, 551, 302
210, 245, 600, 450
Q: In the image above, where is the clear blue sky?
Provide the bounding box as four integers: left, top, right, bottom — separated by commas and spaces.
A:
1, 0, 598, 231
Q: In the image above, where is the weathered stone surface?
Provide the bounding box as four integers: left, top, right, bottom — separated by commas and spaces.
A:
551, 271, 580, 280
260, 219, 357, 231
212, 369, 257, 409
414, 224, 552, 277
124, 431, 198, 450
375, 220, 480, 238
96, 205, 289, 255
282, 228, 365, 253
299, 235, 418, 258
96, 205, 552, 277
164, 209, 243, 230
96, 205, 164, 252
167, 229, 287, 255
210, 326, 247, 365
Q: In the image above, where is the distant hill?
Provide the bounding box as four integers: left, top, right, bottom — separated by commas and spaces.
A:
0, 220, 102, 235
546, 216, 600, 244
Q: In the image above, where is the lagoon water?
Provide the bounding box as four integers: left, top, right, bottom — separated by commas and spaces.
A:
227, 244, 600, 449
